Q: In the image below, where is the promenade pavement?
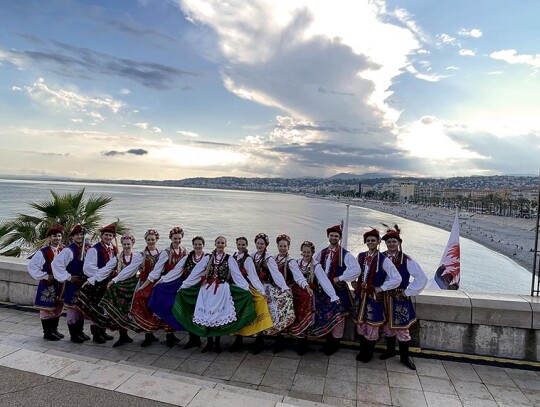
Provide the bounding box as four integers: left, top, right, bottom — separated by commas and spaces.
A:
1, 305, 539, 407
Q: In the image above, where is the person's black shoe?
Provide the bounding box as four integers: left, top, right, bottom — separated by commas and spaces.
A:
75, 319, 90, 341
201, 337, 214, 353
101, 328, 114, 341
42, 319, 61, 341
360, 340, 377, 363
252, 336, 264, 355
379, 336, 397, 360
399, 341, 416, 370
51, 316, 65, 339
183, 333, 202, 349
214, 336, 222, 354
356, 336, 365, 361
297, 337, 312, 356
68, 324, 85, 343
90, 325, 106, 344
272, 335, 285, 354
113, 329, 133, 348
229, 335, 244, 352
165, 333, 178, 348
141, 332, 159, 347
324, 336, 340, 356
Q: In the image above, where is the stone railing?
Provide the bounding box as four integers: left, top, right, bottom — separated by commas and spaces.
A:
0, 256, 538, 362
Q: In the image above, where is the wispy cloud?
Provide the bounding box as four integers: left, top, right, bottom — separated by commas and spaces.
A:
103, 148, 149, 157
490, 49, 540, 69
458, 28, 482, 38
437, 33, 458, 46
177, 130, 200, 138
458, 49, 475, 57
446, 66, 460, 70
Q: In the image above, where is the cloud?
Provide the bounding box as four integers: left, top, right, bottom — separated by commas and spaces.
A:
11, 86, 22, 91
490, 49, 540, 69
487, 71, 503, 75
152, 127, 162, 133
437, 33, 458, 46
458, 49, 475, 57
458, 28, 482, 38
133, 122, 149, 130
406, 65, 450, 82
177, 130, 200, 138
103, 148, 149, 157
445, 66, 460, 70
0, 41, 198, 89
120, 88, 131, 95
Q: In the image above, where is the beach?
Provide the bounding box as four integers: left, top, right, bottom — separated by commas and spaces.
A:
337, 199, 537, 272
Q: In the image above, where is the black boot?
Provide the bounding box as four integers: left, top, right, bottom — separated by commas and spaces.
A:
229, 335, 244, 352
201, 337, 214, 353
100, 328, 114, 341
68, 324, 84, 343
90, 325, 106, 344
214, 336, 222, 354
41, 319, 61, 341
165, 332, 179, 348
183, 332, 202, 349
51, 317, 65, 339
379, 336, 397, 360
76, 319, 90, 341
297, 337, 312, 356
113, 329, 133, 348
324, 336, 340, 356
361, 340, 377, 363
272, 334, 285, 354
252, 335, 264, 355
141, 332, 159, 347
399, 341, 416, 370
356, 336, 366, 361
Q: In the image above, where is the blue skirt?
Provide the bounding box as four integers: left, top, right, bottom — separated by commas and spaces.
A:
147, 276, 186, 331
387, 296, 417, 329
334, 285, 354, 314
34, 280, 62, 311
354, 291, 385, 326
307, 290, 345, 337
63, 281, 81, 307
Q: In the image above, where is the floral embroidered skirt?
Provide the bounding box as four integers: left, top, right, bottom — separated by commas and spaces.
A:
307, 290, 345, 338
147, 276, 187, 331
75, 280, 115, 328
263, 284, 295, 336
234, 286, 273, 336
34, 280, 63, 313
288, 284, 315, 337
130, 281, 167, 332
385, 295, 416, 329
99, 276, 141, 332
353, 291, 385, 327
172, 283, 256, 337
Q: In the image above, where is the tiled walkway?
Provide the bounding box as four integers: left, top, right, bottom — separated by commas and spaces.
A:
0, 306, 539, 407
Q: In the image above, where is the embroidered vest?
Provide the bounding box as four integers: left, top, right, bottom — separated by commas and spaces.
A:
357, 251, 387, 288
206, 253, 231, 283
233, 253, 250, 278
254, 254, 273, 284
93, 242, 117, 268
139, 249, 160, 282
276, 256, 295, 285
164, 247, 185, 275
40, 246, 59, 275
320, 246, 348, 280
384, 251, 411, 289
66, 243, 85, 276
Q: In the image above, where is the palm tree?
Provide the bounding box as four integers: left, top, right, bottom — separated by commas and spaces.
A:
0, 188, 126, 257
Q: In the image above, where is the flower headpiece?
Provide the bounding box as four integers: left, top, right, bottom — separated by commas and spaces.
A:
144, 229, 160, 240
300, 240, 315, 253
120, 233, 135, 244
169, 227, 184, 239
276, 234, 291, 245
254, 233, 269, 246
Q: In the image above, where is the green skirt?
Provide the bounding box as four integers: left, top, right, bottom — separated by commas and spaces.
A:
172, 284, 256, 337
99, 276, 142, 333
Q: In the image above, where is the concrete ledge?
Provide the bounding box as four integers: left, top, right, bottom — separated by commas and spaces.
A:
468, 291, 532, 329
521, 295, 540, 330
416, 289, 472, 324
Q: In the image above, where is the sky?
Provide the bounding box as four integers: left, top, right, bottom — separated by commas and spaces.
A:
0, 0, 539, 180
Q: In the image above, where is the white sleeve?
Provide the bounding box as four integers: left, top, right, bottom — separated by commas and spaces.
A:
337, 251, 361, 282
313, 249, 323, 263
180, 255, 209, 289
92, 256, 118, 284
228, 256, 249, 291
288, 259, 308, 288
111, 253, 143, 283
314, 263, 339, 302
27, 250, 47, 280
244, 256, 265, 294
380, 257, 402, 291
51, 248, 74, 283
159, 255, 188, 284
83, 248, 99, 279
404, 257, 428, 297
266, 255, 289, 291
147, 250, 169, 282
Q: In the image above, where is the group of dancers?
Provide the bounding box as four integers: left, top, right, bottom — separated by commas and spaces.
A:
27, 221, 427, 370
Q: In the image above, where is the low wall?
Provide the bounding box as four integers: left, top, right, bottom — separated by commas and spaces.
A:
1, 256, 539, 361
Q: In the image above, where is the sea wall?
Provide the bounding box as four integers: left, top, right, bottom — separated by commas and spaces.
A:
1, 256, 539, 361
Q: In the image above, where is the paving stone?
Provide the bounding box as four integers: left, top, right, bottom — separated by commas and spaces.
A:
260, 369, 295, 389
292, 373, 326, 395
214, 383, 284, 402
443, 361, 482, 383
415, 359, 449, 379
388, 371, 422, 390
385, 357, 418, 374
358, 367, 389, 386
452, 380, 493, 400
285, 391, 324, 403
486, 383, 534, 406
52, 360, 134, 390
269, 356, 300, 373
297, 359, 328, 378
419, 376, 457, 395
150, 355, 184, 370
0, 348, 73, 376
321, 395, 356, 406
203, 361, 238, 381
328, 349, 357, 367
0, 343, 19, 358
423, 391, 463, 407
513, 376, 540, 391
521, 388, 540, 405
357, 382, 392, 405
126, 352, 161, 366
473, 364, 515, 386
175, 358, 212, 375
390, 387, 428, 407
323, 378, 357, 399
327, 362, 357, 382
230, 365, 266, 385
458, 395, 498, 407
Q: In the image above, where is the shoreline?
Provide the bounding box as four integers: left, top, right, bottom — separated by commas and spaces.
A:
329, 198, 537, 272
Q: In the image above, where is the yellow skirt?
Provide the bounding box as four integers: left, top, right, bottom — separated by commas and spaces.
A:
233, 286, 273, 336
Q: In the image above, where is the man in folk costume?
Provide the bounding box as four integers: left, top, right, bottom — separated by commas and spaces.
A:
78, 224, 118, 343
380, 226, 427, 370
314, 224, 360, 355
27, 225, 65, 341
51, 225, 90, 343
354, 229, 401, 363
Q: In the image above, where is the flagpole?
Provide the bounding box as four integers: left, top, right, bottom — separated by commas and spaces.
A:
531, 171, 540, 296
342, 204, 350, 250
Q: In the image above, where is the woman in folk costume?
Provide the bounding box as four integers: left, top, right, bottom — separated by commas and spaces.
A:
136, 227, 187, 347
97, 233, 136, 348
229, 236, 273, 353
291, 241, 344, 356
253, 233, 295, 353
379, 225, 427, 370
77, 224, 118, 344
105, 229, 162, 347
148, 235, 206, 350
271, 234, 309, 353
27, 225, 65, 341
172, 236, 256, 354
353, 229, 401, 363
51, 225, 90, 343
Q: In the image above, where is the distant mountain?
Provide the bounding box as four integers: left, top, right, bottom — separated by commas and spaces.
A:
328, 172, 396, 180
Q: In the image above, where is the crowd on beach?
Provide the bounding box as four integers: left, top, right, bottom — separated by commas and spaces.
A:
27, 222, 428, 371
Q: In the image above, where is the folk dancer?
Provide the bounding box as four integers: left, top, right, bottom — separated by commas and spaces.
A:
172, 236, 256, 354
229, 236, 273, 353
149, 236, 207, 350
291, 241, 344, 356
353, 229, 401, 363
380, 226, 427, 370
51, 225, 90, 343
106, 229, 162, 347
76, 224, 118, 343
27, 225, 65, 341
272, 234, 310, 353
314, 224, 360, 355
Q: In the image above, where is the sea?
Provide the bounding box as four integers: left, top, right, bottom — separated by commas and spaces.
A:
0, 179, 532, 294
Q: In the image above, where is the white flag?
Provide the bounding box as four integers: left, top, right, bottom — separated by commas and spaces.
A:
427, 213, 460, 290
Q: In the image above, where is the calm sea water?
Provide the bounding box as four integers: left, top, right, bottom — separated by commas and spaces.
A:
0, 179, 531, 294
